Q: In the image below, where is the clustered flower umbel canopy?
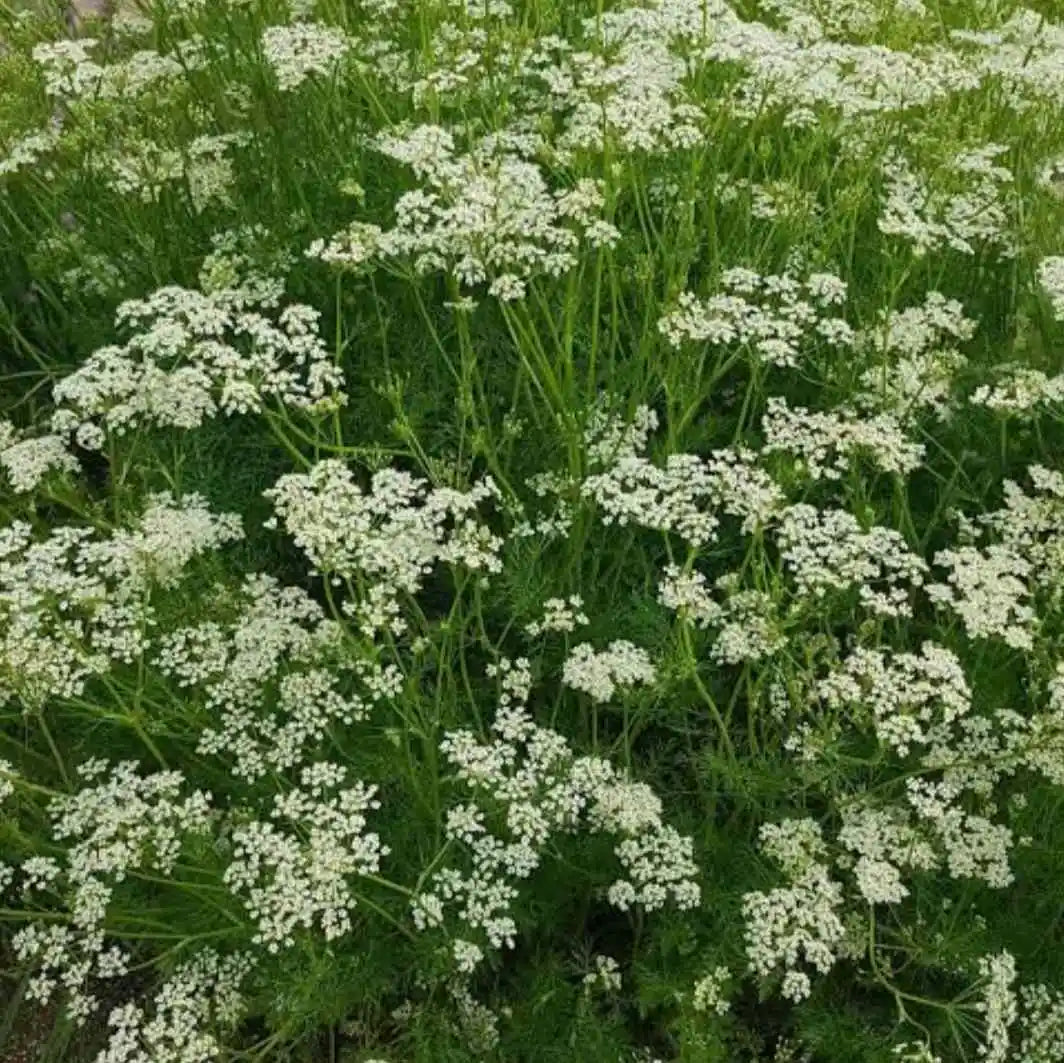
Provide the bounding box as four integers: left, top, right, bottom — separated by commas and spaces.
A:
7, 0, 1064, 1059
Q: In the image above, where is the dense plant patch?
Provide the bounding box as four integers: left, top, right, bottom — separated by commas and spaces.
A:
4, 0, 1064, 1060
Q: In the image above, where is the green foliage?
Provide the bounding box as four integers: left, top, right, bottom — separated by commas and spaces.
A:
6, 0, 1064, 1061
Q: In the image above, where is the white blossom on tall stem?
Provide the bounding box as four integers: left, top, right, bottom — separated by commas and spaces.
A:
413, 659, 699, 972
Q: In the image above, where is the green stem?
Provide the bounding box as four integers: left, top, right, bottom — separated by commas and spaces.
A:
681, 625, 737, 764
36, 712, 71, 790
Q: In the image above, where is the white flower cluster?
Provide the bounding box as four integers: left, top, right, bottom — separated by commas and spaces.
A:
0, 421, 78, 494
0, 127, 61, 179
817, 643, 972, 758
714, 174, 820, 224
103, 133, 247, 213
904, 778, 1015, 889
757, 0, 892, 44
990, 466, 1064, 584
50, 759, 212, 882
95, 949, 253, 1063
869, 291, 978, 363
658, 564, 720, 627
742, 820, 846, 1002
525, 594, 588, 636
0, 494, 242, 710
522, 14, 705, 157
95, 48, 184, 98
762, 396, 924, 480
0, 758, 15, 805
928, 465, 1064, 648
32, 38, 104, 99
878, 144, 1015, 258
305, 221, 385, 272
1022, 663, 1064, 788
1039, 151, 1064, 197
450, 981, 503, 1055
414, 659, 699, 970
261, 22, 353, 91
50, 282, 344, 447
31, 228, 125, 302
511, 467, 577, 540
951, 9, 1064, 111
583, 402, 660, 468
758, 818, 828, 879
659, 267, 853, 368
862, 347, 968, 422
157, 575, 401, 780
32, 38, 182, 102
927, 544, 1034, 649
354, 0, 1046, 158
224, 763, 386, 951
1017, 982, 1064, 1063
692, 964, 731, 1015
776, 504, 927, 617
976, 951, 1018, 1063
13, 918, 128, 1026
1037, 255, 1064, 320
836, 804, 937, 906
265, 460, 502, 636
582, 434, 783, 548
717, 588, 787, 665
660, 568, 785, 665
782, 632, 1042, 897
703, 6, 972, 125
894, 1043, 943, 1063
310, 127, 617, 299
851, 291, 974, 423
402, 9, 507, 109
198, 224, 292, 307
561, 641, 655, 703
14, 760, 212, 1025
971, 367, 1064, 416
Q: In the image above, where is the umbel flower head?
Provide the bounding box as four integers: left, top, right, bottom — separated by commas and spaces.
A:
265, 461, 503, 636
413, 658, 699, 971
51, 282, 346, 446
309, 126, 618, 298
0, 493, 242, 711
